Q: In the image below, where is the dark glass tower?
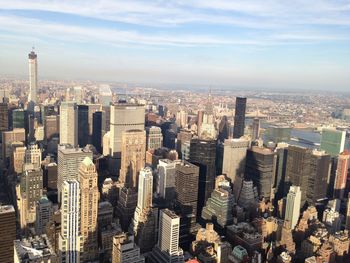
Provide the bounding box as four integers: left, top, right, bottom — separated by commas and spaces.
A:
78, 105, 89, 147
233, 97, 247, 138
92, 111, 103, 153
189, 138, 216, 218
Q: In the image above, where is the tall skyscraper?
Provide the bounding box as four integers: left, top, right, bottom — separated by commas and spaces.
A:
146, 126, 163, 151
252, 118, 260, 140
222, 138, 250, 186
78, 157, 99, 261
77, 104, 89, 147
0, 103, 8, 140
285, 186, 301, 230
59, 101, 78, 146
320, 128, 346, 156
28, 50, 38, 103
132, 167, 157, 253
57, 144, 92, 201
152, 209, 184, 262
0, 205, 16, 263
157, 159, 181, 202
119, 130, 146, 188
44, 115, 59, 141
59, 180, 82, 263
334, 151, 350, 199
92, 111, 103, 153
245, 146, 276, 201
233, 97, 247, 138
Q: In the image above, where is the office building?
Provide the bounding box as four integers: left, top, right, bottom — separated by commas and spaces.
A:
164, 129, 176, 149
28, 50, 38, 103
0, 205, 16, 263
323, 207, 341, 234
233, 97, 247, 138
78, 157, 99, 261
42, 158, 58, 191
116, 187, 138, 231
190, 138, 216, 217
92, 111, 103, 153
252, 118, 260, 140
218, 116, 230, 142
110, 103, 145, 156
274, 143, 289, 201
202, 175, 234, 228
222, 138, 250, 185
59, 101, 78, 146
112, 233, 145, 263
12, 145, 26, 174
57, 144, 92, 201
77, 104, 89, 147
320, 128, 346, 156
245, 146, 276, 200
334, 151, 350, 199
157, 159, 181, 202
175, 161, 199, 216
0, 103, 8, 139
346, 193, 350, 230
73, 86, 83, 103
131, 167, 157, 253
14, 235, 57, 262
177, 129, 192, 158
59, 180, 82, 263
25, 142, 42, 168
146, 126, 163, 151
35, 195, 53, 235
119, 130, 146, 188
12, 109, 28, 132
176, 109, 188, 128
151, 209, 184, 263
265, 125, 292, 144
44, 115, 59, 141
285, 186, 301, 230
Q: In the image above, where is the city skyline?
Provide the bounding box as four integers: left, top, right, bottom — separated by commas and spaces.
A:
0, 1, 349, 90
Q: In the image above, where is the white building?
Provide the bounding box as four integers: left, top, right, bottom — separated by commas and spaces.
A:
157, 159, 181, 201
59, 102, 78, 146
285, 186, 302, 229
28, 50, 37, 103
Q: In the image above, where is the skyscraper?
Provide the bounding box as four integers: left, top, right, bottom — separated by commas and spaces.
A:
333, 151, 350, 199
190, 138, 216, 217
320, 128, 346, 156
131, 167, 157, 253
233, 97, 247, 138
0, 103, 8, 140
77, 104, 89, 147
25, 142, 42, 168
345, 193, 350, 230
44, 115, 59, 141
152, 209, 184, 262
112, 233, 145, 263
59, 102, 78, 146
59, 180, 82, 263
252, 118, 260, 140
146, 126, 163, 151
0, 205, 16, 263
157, 159, 181, 202
92, 111, 103, 153
245, 146, 276, 201
222, 138, 250, 186
57, 144, 92, 201
35, 195, 53, 235
78, 157, 99, 261
28, 50, 38, 103
285, 186, 301, 230
2, 128, 25, 160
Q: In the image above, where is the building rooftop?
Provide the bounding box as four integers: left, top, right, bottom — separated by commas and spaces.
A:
0, 204, 15, 214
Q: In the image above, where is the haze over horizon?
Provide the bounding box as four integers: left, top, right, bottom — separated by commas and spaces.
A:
0, 0, 349, 91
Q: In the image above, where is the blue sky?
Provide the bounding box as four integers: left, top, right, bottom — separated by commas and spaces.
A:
0, 0, 349, 90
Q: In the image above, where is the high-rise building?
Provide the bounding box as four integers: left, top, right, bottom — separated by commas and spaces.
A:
2, 128, 25, 160
284, 186, 301, 230
28, 50, 38, 103
25, 142, 42, 168
334, 151, 350, 199
112, 233, 145, 263
218, 116, 230, 143
151, 209, 184, 262
157, 159, 181, 202
77, 104, 89, 147
14, 235, 57, 262
73, 86, 83, 103
35, 195, 53, 235
175, 161, 199, 217
190, 138, 216, 217
0, 205, 16, 263
59, 101, 78, 146
222, 138, 250, 186
265, 125, 292, 144
44, 115, 59, 141
252, 118, 260, 140
78, 157, 99, 261
110, 103, 145, 157
345, 193, 350, 230
57, 144, 92, 201
12, 109, 28, 130
131, 167, 157, 253
59, 180, 82, 263
202, 175, 234, 228
119, 129, 146, 188
12, 145, 26, 174
146, 126, 163, 151
0, 103, 8, 140
176, 110, 188, 128
233, 97, 247, 138
245, 146, 276, 201
92, 111, 103, 153
320, 128, 346, 156
274, 143, 289, 202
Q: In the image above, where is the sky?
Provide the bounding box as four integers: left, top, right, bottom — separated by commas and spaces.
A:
0, 0, 349, 90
